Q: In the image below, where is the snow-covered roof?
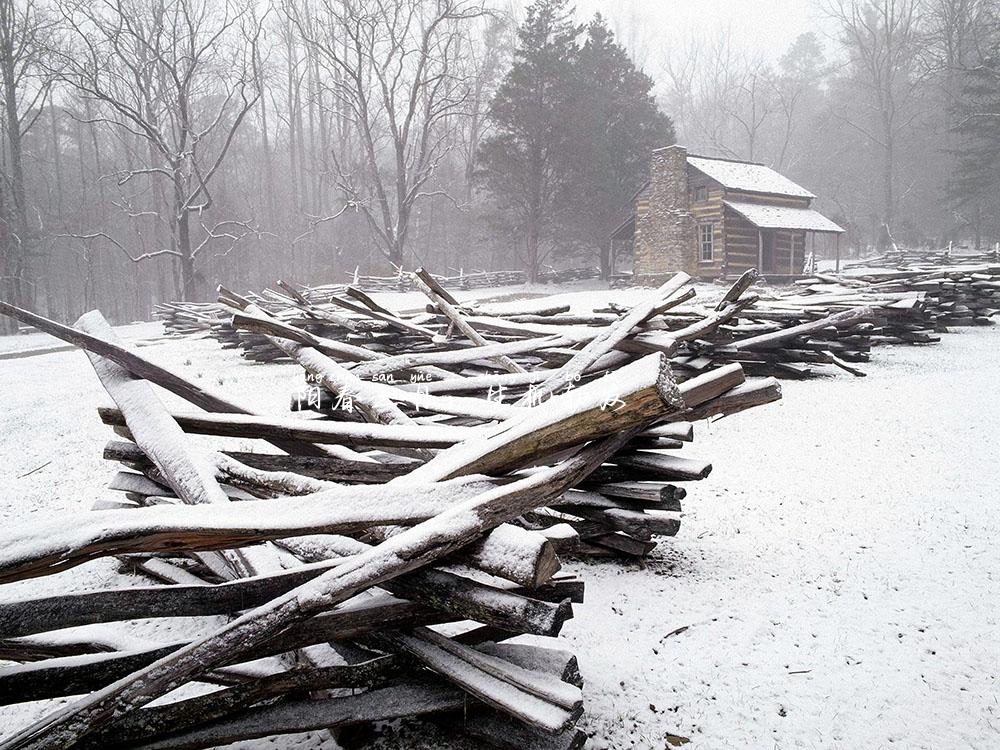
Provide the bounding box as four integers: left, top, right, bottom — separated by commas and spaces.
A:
723, 200, 845, 234
689, 156, 815, 198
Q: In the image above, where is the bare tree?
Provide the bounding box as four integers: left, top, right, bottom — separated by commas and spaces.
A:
56, 0, 264, 301
825, 0, 925, 246
923, 0, 997, 73
661, 31, 777, 162
659, 33, 703, 147
289, 0, 487, 269
773, 32, 826, 171
457, 14, 510, 202
0, 0, 55, 325
719, 55, 777, 162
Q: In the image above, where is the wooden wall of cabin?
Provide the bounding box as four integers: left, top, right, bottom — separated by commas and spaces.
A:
722, 207, 807, 278
722, 209, 760, 276
724, 189, 810, 276
626, 173, 813, 280
724, 190, 812, 209
687, 169, 725, 279
772, 230, 807, 276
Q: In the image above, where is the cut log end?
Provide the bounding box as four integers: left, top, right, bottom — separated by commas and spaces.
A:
655, 352, 686, 413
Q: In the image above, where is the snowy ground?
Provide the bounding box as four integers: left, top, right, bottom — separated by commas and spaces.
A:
0, 287, 998, 749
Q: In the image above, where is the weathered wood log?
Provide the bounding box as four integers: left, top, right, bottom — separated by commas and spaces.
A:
78, 658, 397, 749
359, 522, 562, 589
513, 273, 690, 404
0, 548, 571, 640
88, 643, 582, 750
76, 312, 274, 580
413, 268, 525, 374
640, 422, 694, 441
463, 706, 587, 750
349, 334, 571, 380
98, 406, 475, 448
0, 302, 325, 456
277, 533, 574, 619
327, 291, 439, 338
229, 308, 381, 363
582, 481, 685, 508
408, 355, 743, 482
0, 476, 493, 583
406, 353, 688, 481
670, 377, 782, 423
0, 593, 445, 704
615, 452, 712, 481
730, 306, 878, 351
584, 532, 658, 557
590, 453, 712, 484
383, 626, 582, 734
658, 295, 758, 343
104, 440, 411, 485
243, 306, 422, 432
79, 317, 234, 511
105, 681, 467, 749
0, 422, 656, 749
272, 279, 362, 332
715, 269, 760, 310
548, 504, 680, 541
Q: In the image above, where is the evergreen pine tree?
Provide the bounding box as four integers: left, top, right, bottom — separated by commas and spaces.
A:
949, 48, 1000, 249
477, 0, 580, 282
564, 14, 675, 276
478, 6, 674, 279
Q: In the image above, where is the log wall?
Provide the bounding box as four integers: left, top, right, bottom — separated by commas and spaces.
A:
721, 191, 810, 280
689, 171, 725, 280
624, 169, 815, 282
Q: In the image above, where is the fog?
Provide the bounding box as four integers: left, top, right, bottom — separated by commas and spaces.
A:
0, 0, 997, 327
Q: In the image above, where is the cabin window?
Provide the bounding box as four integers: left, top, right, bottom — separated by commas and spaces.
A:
699, 223, 714, 261
694, 185, 709, 202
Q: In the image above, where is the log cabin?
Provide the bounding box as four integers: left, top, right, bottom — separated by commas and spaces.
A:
609, 145, 845, 283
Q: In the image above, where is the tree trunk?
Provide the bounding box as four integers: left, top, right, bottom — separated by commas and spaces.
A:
2, 47, 28, 312
179, 232, 196, 301
175, 174, 196, 301
0, 183, 14, 334
881, 115, 895, 250
599, 240, 611, 281
526, 219, 540, 284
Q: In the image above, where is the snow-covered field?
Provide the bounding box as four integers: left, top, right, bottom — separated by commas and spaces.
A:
1, 289, 998, 749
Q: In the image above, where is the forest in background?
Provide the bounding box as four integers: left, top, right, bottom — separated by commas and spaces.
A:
0, 0, 998, 324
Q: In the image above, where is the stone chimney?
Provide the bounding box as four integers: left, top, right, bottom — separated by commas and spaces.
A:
634, 145, 697, 282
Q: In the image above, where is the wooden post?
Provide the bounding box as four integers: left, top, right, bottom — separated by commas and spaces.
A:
757, 229, 763, 272
835, 234, 841, 273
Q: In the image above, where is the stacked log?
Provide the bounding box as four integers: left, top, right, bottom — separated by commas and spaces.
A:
837, 265, 1000, 328
780, 263, 1000, 339
155, 267, 603, 341
155, 267, 905, 381
843, 247, 1000, 269
0, 290, 780, 749
349, 267, 601, 292
5, 257, 993, 746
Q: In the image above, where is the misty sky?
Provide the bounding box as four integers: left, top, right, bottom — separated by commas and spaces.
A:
539, 0, 836, 69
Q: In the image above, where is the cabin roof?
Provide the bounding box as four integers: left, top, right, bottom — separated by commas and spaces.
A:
723, 200, 845, 233
610, 214, 636, 241
689, 155, 815, 199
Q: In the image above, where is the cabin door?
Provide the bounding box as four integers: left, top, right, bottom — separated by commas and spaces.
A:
760, 231, 776, 274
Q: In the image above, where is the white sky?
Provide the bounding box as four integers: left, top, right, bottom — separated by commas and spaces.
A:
513, 0, 836, 71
